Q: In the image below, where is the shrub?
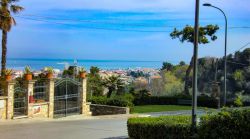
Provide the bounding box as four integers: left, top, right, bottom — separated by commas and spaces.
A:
127, 116, 192, 139
234, 95, 243, 107
199, 108, 250, 138
89, 94, 134, 107
134, 95, 218, 108
127, 108, 250, 139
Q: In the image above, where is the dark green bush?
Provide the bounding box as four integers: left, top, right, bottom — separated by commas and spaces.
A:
89, 94, 134, 107
134, 95, 218, 108
127, 116, 192, 139
127, 108, 250, 139
199, 108, 250, 138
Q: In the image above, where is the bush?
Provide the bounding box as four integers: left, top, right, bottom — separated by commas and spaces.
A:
134, 95, 218, 108
89, 94, 134, 107
199, 108, 250, 138
127, 116, 192, 139
234, 95, 243, 107
127, 108, 250, 139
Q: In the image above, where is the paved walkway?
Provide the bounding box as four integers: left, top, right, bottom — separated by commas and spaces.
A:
0, 115, 130, 139
0, 109, 220, 139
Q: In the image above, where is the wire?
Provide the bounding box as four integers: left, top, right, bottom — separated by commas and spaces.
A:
16, 16, 172, 33
230, 42, 250, 54
1, 13, 250, 32
19, 14, 179, 28
8, 14, 250, 30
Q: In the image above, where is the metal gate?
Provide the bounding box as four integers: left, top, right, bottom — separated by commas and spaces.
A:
54, 78, 81, 118
14, 86, 27, 117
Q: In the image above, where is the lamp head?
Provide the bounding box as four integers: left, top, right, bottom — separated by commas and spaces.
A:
203, 3, 212, 7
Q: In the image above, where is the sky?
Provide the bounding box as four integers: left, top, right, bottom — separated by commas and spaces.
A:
3, 0, 250, 63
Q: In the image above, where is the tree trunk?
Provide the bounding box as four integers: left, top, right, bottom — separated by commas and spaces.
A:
1, 30, 7, 76
184, 56, 194, 95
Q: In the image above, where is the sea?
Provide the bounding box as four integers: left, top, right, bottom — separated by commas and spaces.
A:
7, 58, 163, 70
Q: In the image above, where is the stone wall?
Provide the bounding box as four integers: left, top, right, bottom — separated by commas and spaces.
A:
90, 104, 129, 116
0, 78, 91, 120
0, 97, 7, 120
31, 103, 49, 118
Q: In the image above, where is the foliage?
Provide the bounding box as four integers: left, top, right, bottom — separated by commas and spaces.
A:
170, 24, 219, 95
103, 75, 125, 98
78, 67, 86, 73
199, 108, 250, 138
132, 89, 151, 99
133, 95, 219, 108
3, 69, 13, 75
172, 65, 189, 81
128, 70, 149, 78
163, 71, 184, 96
195, 48, 250, 96
88, 94, 134, 107
233, 70, 244, 81
179, 61, 186, 66
170, 25, 219, 44
127, 116, 192, 139
24, 66, 32, 74
128, 108, 250, 139
234, 94, 243, 107
0, 0, 24, 74
62, 66, 75, 77
87, 66, 104, 96
161, 61, 174, 71
46, 67, 54, 73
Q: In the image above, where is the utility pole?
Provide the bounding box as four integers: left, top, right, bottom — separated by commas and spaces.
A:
192, 0, 200, 131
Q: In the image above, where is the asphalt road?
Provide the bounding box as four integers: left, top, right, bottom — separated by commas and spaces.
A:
0, 117, 128, 139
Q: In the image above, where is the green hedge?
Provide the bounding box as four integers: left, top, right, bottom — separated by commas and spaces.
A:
133, 95, 218, 108
128, 108, 250, 139
127, 116, 192, 139
89, 95, 134, 107
199, 108, 250, 138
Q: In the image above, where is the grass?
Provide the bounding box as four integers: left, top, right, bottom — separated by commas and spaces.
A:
131, 105, 210, 113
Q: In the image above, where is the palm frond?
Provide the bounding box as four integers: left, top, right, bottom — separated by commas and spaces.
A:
8, 0, 20, 3
11, 16, 16, 25
10, 4, 24, 14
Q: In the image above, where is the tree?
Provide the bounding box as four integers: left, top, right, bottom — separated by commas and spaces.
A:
103, 75, 124, 98
161, 61, 174, 71
163, 71, 184, 96
170, 25, 219, 95
87, 66, 104, 96
179, 61, 186, 66
0, 0, 24, 75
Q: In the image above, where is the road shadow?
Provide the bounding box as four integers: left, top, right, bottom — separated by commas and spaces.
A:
102, 136, 128, 139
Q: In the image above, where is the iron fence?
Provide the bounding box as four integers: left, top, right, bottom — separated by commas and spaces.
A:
34, 81, 48, 103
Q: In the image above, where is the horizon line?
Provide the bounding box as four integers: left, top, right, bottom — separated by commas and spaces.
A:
8, 57, 165, 63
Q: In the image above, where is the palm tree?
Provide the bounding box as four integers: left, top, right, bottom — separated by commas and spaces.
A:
0, 0, 24, 75
103, 75, 124, 98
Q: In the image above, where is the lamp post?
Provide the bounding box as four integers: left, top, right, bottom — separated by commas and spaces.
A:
192, 0, 200, 131
203, 3, 228, 106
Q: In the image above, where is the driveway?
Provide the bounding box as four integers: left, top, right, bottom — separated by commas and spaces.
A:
0, 115, 129, 139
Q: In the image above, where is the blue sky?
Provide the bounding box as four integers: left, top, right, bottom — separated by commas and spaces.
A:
4, 0, 250, 63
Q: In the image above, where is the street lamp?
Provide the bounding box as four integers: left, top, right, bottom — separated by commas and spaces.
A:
191, 0, 200, 131
203, 3, 228, 106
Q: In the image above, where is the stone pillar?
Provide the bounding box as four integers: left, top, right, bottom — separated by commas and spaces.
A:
24, 80, 36, 118
80, 78, 87, 115
47, 79, 55, 118
1, 81, 16, 119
